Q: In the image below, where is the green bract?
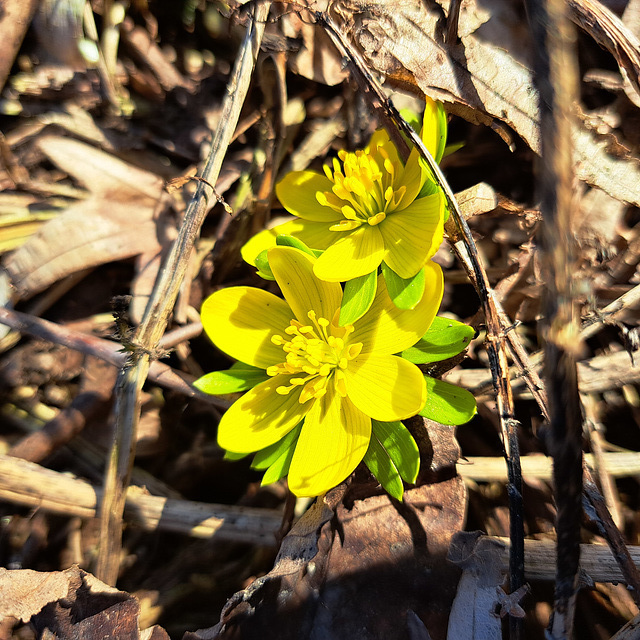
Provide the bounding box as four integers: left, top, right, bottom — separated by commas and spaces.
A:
419, 377, 477, 425
400, 316, 475, 364
193, 362, 270, 395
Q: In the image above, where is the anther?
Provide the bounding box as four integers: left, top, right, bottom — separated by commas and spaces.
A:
368, 212, 386, 226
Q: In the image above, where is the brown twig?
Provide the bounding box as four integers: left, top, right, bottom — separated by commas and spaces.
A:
8, 357, 117, 463
96, 1, 273, 584
583, 466, 640, 608
523, 0, 583, 635
0, 307, 227, 408
0, 455, 282, 545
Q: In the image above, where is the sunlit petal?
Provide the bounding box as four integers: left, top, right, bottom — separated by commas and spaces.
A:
217, 376, 312, 452
202, 287, 293, 368
271, 219, 337, 251
240, 226, 281, 266
287, 387, 371, 497
421, 97, 442, 160
350, 260, 443, 355
314, 226, 385, 282
276, 171, 343, 221
396, 147, 426, 208
269, 246, 342, 322
380, 192, 445, 278
344, 354, 426, 421
368, 129, 401, 168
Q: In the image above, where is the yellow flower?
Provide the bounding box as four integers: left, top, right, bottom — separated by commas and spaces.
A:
201, 246, 443, 497
267, 100, 446, 283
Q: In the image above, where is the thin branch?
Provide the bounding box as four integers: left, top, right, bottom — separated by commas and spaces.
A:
96, 0, 272, 585
0, 455, 281, 545
0, 307, 228, 408
459, 451, 640, 482
523, 0, 583, 635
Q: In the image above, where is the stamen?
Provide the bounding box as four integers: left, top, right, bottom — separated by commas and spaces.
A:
267, 312, 364, 403
335, 371, 347, 397
276, 385, 293, 395
330, 220, 361, 232
368, 212, 386, 226
347, 343, 363, 359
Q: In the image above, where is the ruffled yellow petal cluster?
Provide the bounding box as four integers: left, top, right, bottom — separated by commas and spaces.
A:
269, 104, 445, 283
201, 247, 444, 497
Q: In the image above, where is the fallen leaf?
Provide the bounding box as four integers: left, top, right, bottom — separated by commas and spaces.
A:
0, 564, 170, 639
332, 0, 640, 207
446, 532, 509, 640
0, 567, 71, 623
3, 136, 170, 301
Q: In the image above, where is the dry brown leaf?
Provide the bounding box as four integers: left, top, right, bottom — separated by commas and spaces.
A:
568, 0, 640, 107
0, 567, 72, 623
0, 565, 170, 638
3, 135, 170, 301
279, 1, 348, 86
192, 419, 466, 640
333, 0, 640, 208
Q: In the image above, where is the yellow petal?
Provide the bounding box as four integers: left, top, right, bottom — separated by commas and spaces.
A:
368, 128, 401, 168
270, 219, 337, 251
217, 376, 311, 453
276, 171, 343, 222
350, 260, 443, 355
421, 97, 442, 160
240, 219, 338, 267
313, 225, 385, 282
344, 354, 426, 421
268, 246, 342, 322
240, 226, 281, 265
287, 387, 371, 497
400, 147, 428, 207
380, 192, 445, 278
202, 287, 292, 368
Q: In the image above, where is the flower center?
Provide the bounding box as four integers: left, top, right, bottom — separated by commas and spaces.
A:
316, 145, 407, 232
266, 310, 363, 403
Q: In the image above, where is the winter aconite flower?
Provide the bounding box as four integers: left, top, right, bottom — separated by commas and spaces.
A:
263, 100, 446, 283
198, 246, 444, 497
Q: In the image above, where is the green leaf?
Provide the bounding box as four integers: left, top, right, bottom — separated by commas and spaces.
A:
419, 377, 477, 425
399, 108, 421, 134
275, 234, 322, 257
193, 362, 270, 395
401, 316, 475, 364
382, 263, 425, 310
339, 270, 377, 325
443, 141, 465, 158
255, 249, 275, 280
251, 423, 301, 470
256, 424, 302, 485
371, 420, 420, 484
363, 435, 405, 501
224, 450, 250, 461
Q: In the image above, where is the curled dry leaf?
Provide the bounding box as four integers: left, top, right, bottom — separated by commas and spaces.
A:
3, 136, 171, 306
0, 564, 169, 639
446, 532, 509, 640
331, 0, 640, 208
280, 9, 349, 86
